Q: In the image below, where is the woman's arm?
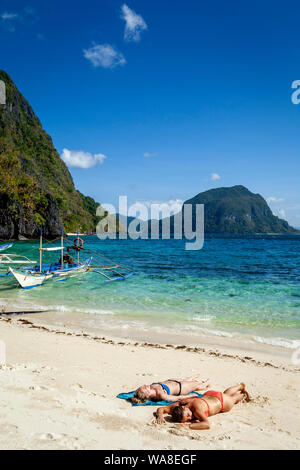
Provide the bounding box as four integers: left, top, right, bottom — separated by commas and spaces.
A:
156, 403, 178, 423
189, 420, 211, 430
188, 410, 211, 430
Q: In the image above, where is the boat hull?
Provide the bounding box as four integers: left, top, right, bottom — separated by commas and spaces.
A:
9, 260, 91, 289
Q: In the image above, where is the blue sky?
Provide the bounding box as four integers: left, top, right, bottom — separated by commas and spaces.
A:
1, 0, 300, 226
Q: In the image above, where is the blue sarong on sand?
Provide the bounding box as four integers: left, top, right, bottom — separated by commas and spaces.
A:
117, 391, 203, 406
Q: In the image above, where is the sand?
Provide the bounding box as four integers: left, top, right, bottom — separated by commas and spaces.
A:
0, 314, 299, 450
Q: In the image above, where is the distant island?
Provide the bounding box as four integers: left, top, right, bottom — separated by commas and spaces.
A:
122, 186, 298, 236
182, 185, 297, 234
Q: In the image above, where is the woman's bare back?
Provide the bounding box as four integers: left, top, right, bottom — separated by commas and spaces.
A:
193, 396, 222, 417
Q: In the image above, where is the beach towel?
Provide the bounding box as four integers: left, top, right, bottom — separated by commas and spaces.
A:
117, 391, 203, 406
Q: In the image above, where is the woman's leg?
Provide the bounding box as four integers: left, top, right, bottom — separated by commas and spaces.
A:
224, 382, 246, 397
222, 383, 250, 412
175, 378, 211, 395
222, 392, 245, 412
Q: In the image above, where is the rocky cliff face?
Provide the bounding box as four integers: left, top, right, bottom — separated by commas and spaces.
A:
0, 193, 61, 239
0, 71, 101, 239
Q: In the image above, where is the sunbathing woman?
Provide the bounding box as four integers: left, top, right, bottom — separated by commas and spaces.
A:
132, 374, 211, 404
156, 382, 250, 429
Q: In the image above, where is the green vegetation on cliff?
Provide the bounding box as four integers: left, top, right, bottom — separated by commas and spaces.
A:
0, 71, 101, 238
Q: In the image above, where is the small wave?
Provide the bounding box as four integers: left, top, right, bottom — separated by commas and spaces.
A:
200, 327, 234, 338
253, 336, 300, 350
47, 304, 116, 316
193, 315, 215, 322
179, 324, 234, 338
1, 299, 116, 317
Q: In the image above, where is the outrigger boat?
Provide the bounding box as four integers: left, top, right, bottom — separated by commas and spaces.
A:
8, 228, 135, 289
9, 228, 92, 289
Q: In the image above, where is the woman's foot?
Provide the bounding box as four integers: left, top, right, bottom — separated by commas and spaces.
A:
240, 383, 250, 401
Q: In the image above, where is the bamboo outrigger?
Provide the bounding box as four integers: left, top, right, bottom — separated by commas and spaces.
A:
0, 243, 37, 278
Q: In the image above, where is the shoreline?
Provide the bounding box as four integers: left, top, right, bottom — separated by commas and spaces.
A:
0, 314, 298, 372
1, 298, 299, 366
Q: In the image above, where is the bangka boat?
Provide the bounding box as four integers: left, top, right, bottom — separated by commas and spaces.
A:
9, 258, 92, 289
8, 228, 135, 289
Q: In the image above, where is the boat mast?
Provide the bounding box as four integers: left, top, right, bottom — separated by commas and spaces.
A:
39, 225, 43, 272
61, 227, 64, 268
77, 230, 79, 265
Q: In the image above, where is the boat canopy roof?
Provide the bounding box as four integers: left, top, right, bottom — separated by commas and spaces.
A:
41, 247, 63, 252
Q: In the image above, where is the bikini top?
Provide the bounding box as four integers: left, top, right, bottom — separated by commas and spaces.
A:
151, 383, 170, 395
181, 391, 224, 418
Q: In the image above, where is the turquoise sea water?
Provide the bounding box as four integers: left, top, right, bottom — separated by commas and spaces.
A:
1, 237, 300, 349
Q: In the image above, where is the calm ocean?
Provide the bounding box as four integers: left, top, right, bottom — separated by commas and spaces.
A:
1, 237, 300, 349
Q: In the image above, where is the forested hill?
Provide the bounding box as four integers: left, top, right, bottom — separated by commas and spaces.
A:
182, 185, 297, 234
0, 70, 105, 239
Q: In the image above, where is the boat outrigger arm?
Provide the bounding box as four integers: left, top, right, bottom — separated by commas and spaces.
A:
0, 253, 37, 264
0, 243, 13, 252
66, 234, 136, 282
0, 243, 37, 277
90, 264, 135, 282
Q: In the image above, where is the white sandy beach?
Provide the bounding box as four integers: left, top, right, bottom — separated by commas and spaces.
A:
0, 313, 299, 450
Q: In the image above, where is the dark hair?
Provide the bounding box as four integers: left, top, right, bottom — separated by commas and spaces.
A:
131, 389, 147, 404
171, 405, 185, 422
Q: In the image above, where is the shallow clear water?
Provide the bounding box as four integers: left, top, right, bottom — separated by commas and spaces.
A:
1, 237, 300, 349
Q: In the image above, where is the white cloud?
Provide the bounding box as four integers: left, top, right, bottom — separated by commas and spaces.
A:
126, 199, 184, 220
144, 152, 157, 158
111, 199, 185, 221
278, 208, 287, 220
266, 197, 285, 204
210, 173, 221, 181
61, 149, 106, 169
83, 44, 126, 69
1, 12, 18, 31
266, 197, 287, 220
136, 199, 184, 209
121, 4, 147, 42
1, 7, 38, 32
1, 12, 18, 20
265, 197, 300, 225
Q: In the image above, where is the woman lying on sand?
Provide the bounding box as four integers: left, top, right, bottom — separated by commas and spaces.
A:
132, 374, 211, 404
156, 382, 250, 429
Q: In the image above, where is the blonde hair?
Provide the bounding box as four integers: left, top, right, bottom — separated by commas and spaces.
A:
131, 389, 148, 404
